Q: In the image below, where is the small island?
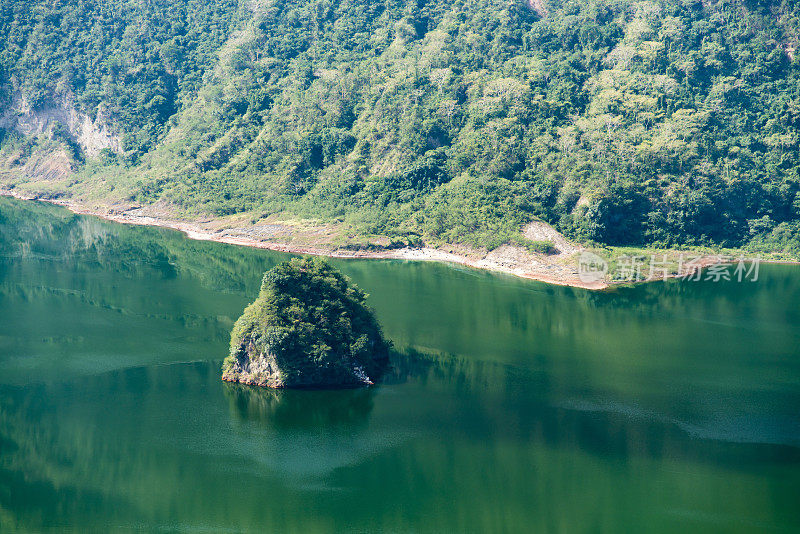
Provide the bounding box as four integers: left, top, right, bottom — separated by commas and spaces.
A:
222, 257, 390, 388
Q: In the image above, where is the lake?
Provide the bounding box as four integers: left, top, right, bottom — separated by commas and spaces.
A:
1, 196, 799, 532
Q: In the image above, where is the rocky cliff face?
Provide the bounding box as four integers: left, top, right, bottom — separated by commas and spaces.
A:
222, 339, 374, 388
223, 339, 284, 388
0, 92, 122, 158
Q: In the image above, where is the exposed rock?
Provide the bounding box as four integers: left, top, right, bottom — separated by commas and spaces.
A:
0, 92, 122, 158
527, 0, 547, 17
17, 146, 74, 182
224, 340, 284, 388
523, 220, 583, 255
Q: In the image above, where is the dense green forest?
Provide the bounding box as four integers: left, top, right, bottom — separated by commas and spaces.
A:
224, 257, 390, 387
1, 0, 799, 252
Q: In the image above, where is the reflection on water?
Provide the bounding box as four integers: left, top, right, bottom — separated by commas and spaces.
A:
2, 356, 798, 532
1, 196, 800, 532
225, 382, 376, 431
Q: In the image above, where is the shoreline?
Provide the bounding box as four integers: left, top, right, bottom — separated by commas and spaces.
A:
3, 188, 796, 290
1, 188, 609, 289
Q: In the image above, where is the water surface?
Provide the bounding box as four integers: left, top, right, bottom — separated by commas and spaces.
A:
1, 197, 799, 532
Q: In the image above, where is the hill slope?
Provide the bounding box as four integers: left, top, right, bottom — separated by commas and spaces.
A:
1, 0, 799, 253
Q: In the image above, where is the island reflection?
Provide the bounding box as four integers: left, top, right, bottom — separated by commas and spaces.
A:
224, 383, 376, 431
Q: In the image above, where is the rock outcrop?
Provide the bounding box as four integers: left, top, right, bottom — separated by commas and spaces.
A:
0, 91, 121, 158
222, 258, 390, 388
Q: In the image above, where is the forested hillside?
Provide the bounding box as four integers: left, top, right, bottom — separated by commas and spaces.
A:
1, 0, 799, 252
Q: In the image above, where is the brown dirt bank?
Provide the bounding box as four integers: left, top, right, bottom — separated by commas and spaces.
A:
3, 188, 794, 290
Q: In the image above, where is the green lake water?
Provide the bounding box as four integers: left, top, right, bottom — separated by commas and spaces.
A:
0, 196, 799, 532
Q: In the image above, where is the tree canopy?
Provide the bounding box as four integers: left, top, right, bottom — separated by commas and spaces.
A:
1, 0, 799, 252
222, 257, 390, 387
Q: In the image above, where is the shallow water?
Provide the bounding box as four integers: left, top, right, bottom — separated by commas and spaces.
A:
1, 196, 799, 532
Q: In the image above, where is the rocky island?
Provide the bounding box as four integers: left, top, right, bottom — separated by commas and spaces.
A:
222, 258, 390, 388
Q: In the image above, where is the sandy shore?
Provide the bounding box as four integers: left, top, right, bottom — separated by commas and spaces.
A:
2, 188, 612, 289
5, 188, 789, 290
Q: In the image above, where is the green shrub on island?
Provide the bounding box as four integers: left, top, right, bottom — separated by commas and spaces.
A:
222, 257, 390, 388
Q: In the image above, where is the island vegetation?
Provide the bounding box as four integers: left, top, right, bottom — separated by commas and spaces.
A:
1, 0, 799, 255
222, 257, 390, 388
